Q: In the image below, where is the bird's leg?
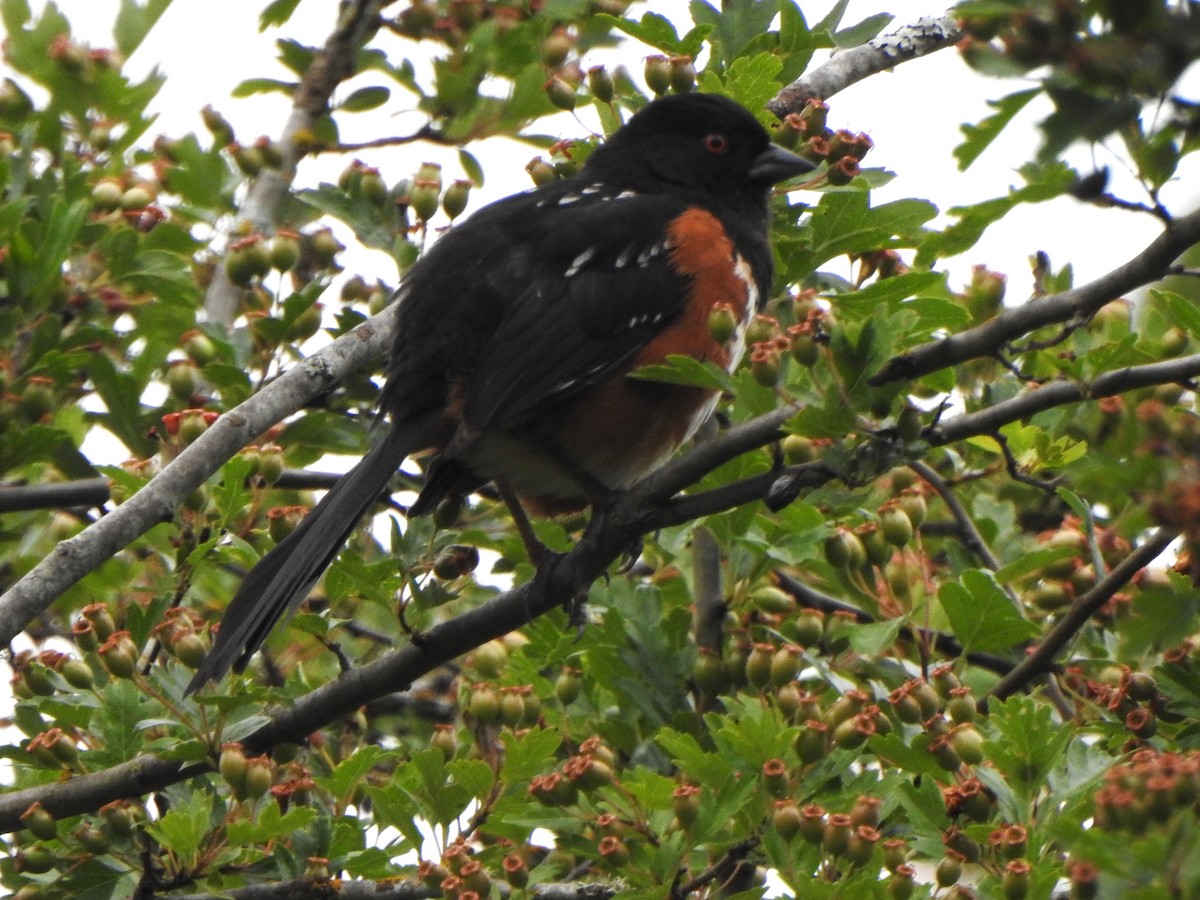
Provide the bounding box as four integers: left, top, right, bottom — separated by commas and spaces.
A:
495, 481, 557, 570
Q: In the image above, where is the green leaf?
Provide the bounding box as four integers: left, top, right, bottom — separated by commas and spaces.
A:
833, 12, 891, 47
993, 545, 1078, 584
790, 192, 937, 275
232, 77, 296, 98
848, 618, 904, 656
1152, 288, 1200, 340
260, 0, 302, 29
0, 424, 81, 478
447, 758, 495, 800
1039, 82, 1140, 162
277, 38, 317, 77
295, 184, 397, 255
319, 745, 392, 803
145, 791, 210, 867
627, 354, 734, 392
113, 0, 172, 57
657, 727, 737, 788
363, 781, 423, 851
938, 570, 1037, 653
713, 53, 783, 121
869, 732, 946, 780
896, 776, 956, 857
813, 0, 849, 33
216, 717, 271, 746
500, 728, 563, 784
983, 695, 1073, 813
33, 197, 88, 303
784, 399, 858, 440
92, 680, 148, 765
88, 353, 153, 457
227, 803, 317, 844
691, 0, 780, 64
339, 85, 390, 112
458, 148, 484, 187
599, 11, 684, 55
1130, 127, 1180, 191
955, 88, 1039, 170
834, 270, 945, 311
918, 162, 1075, 265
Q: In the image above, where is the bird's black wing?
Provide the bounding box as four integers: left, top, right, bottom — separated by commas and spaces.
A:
456, 190, 694, 432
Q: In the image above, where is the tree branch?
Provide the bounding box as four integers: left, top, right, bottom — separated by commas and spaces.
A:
171, 881, 619, 900
928, 352, 1200, 445
772, 570, 1016, 677
691, 525, 725, 653
0, 311, 396, 648
768, 12, 962, 117
0, 470, 349, 515
870, 207, 1200, 385
203, 0, 389, 324
986, 527, 1180, 707
0, 478, 111, 514
170, 880, 434, 900
908, 460, 1003, 572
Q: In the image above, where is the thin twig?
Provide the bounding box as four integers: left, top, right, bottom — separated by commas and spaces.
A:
772, 570, 1017, 677
986, 527, 1180, 708
327, 127, 456, 153
1091, 192, 1172, 223
0, 469, 351, 515
871, 207, 1200, 385
992, 431, 1063, 494
202, 0, 389, 324
908, 461, 1003, 573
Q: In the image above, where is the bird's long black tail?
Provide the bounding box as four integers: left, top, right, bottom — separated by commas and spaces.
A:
185, 424, 422, 694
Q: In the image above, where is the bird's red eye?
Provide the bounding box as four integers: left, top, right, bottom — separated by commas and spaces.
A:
704, 134, 729, 154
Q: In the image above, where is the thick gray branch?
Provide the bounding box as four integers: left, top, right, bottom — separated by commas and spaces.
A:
0, 312, 395, 648
204, 0, 387, 324
769, 12, 961, 116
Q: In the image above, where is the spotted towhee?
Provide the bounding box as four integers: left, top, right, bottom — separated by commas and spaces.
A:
186, 92, 814, 693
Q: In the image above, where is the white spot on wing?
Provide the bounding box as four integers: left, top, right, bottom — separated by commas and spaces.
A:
565, 247, 596, 278
637, 240, 667, 265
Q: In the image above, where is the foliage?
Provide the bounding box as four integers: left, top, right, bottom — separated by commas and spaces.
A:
3, 1, 1200, 899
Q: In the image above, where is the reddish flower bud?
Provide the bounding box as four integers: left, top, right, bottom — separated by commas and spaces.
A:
826, 155, 861, 186
545, 76, 577, 111
644, 55, 671, 95
588, 65, 615, 103
773, 800, 802, 840
669, 55, 696, 93
672, 784, 701, 827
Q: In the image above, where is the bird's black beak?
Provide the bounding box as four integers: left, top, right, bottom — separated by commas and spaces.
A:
749, 142, 815, 184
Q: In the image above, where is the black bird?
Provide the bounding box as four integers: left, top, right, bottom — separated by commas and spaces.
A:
186, 93, 813, 693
